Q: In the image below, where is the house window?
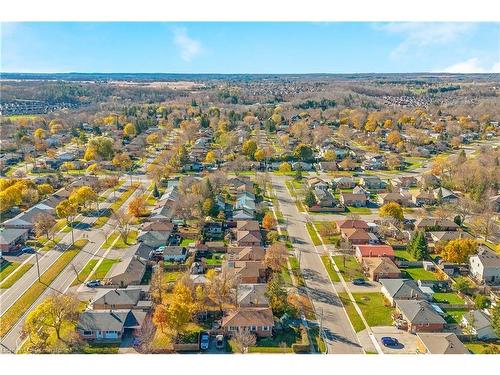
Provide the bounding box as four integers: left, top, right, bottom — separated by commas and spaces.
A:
83, 331, 92, 336
262, 326, 270, 331
250, 326, 257, 331
229, 326, 238, 331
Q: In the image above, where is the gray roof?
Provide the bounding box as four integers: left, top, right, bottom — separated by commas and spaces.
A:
473, 246, 500, 268
138, 230, 170, 245
163, 246, 187, 256
237, 284, 269, 307
396, 300, 446, 325
92, 288, 142, 307
380, 279, 428, 299
417, 333, 469, 354
463, 310, 493, 331
77, 309, 146, 332
0, 228, 29, 245
107, 256, 146, 280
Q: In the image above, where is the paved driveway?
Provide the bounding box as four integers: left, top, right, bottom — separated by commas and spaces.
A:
370, 326, 418, 354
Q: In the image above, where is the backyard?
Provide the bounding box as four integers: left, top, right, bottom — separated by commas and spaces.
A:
402, 267, 438, 281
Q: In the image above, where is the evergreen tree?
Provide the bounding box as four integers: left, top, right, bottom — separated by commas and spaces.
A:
413, 231, 428, 260
265, 274, 289, 317
304, 189, 317, 208
152, 183, 160, 199
294, 165, 303, 181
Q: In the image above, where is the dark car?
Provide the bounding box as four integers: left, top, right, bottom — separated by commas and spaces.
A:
381, 337, 399, 347
352, 278, 366, 285
215, 335, 224, 350
200, 332, 210, 351
21, 246, 35, 254
86, 280, 101, 288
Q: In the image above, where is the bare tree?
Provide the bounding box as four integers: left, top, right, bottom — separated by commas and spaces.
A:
112, 210, 132, 244
232, 329, 256, 354
264, 242, 288, 273
33, 213, 56, 241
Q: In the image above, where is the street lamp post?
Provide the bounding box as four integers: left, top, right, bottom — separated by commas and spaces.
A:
34, 247, 41, 282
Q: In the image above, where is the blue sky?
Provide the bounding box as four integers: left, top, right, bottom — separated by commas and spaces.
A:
1, 22, 499, 73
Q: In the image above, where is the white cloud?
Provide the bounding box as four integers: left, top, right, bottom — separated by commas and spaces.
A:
376, 22, 475, 57
173, 27, 201, 62
437, 58, 500, 73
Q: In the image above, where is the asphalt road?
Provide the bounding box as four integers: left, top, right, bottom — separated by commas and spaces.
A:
272, 174, 363, 354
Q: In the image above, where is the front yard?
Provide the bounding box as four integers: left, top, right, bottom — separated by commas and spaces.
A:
333, 255, 364, 281
352, 293, 395, 328
338, 292, 365, 332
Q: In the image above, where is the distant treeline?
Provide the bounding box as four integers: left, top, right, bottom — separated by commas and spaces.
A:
295, 98, 336, 110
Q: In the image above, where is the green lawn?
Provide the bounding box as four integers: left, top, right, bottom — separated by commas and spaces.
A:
403, 267, 438, 281
321, 255, 340, 282
352, 293, 395, 327
394, 250, 416, 261
71, 259, 99, 286
113, 230, 138, 248
0, 263, 33, 289
338, 292, 365, 332
180, 238, 195, 247
465, 341, 500, 354
0, 239, 88, 338
313, 221, 341, 245
443, 309, 467, 324
102, 231, 120, 249
289, 256, 305, 286
0, 261, 21, 282
253, 324, 300, 350
346, 206, 372, 215
305, 223, 322, 246
333, 255, 364, 281
281, 264, 293, 286
92, 259, 120, 279
433, 292, 465, 305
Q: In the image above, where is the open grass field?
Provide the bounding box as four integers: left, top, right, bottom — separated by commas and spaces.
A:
0, 239, 88, 338
352, 293, 394, 327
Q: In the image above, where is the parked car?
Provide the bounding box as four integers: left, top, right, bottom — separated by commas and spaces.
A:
381, 337, 399, 347
200, 332, 210, 351
352, 278, 366, 285
86, 280, 101, 288
21, 246, 35, 254
215, 334, 224, 350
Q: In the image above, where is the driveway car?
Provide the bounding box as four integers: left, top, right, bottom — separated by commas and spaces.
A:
352, 278, 366, 285
381, 337, 399, 347
86, 280, 101, 287
216, 335, 224, 350
200, 332, 210, 351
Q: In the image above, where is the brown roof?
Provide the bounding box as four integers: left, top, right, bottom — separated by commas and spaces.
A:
342, 228, 370, 240
336, 219, 369, 230
340, 193, 367, 202
141, 221, 175, 232
417, 333, 469, 354
221, 307, 274, 328
362, 257, 400, 274
227, 246, 266, 261
237, 230, 262, 243
237, 220, 260, 231
223, 260, 266, 279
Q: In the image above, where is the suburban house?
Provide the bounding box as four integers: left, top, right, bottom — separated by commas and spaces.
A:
395, 299, 446, 333
412, 191, 437, 207
428, 231, 472, 244
233, 208, 255, 221
336, 219, 369, 232
137, 230, 171, 249
362, 257, 401, 281
353, 186, 370, 196
380, 279, 430, 306
332, 176, 355, 189
227, 246, 266, 261
341, 228, 378, 245
359, 176, 384, 190
433, 187, 459, 203
339, 193, 367, 207
77, 309, 147, 342
415, 218, 459, 232
106, 256, 146, 287
162, 246, 188, 262
392, 176, 417, 188
469, 246, 500, 285
317, 161, 338, 172
0, 228, 29, 253
416, 332, 469, 354
378, 192, 411, 207
91, 286, 151, 311
355, 244, 395, 262
312, 188, 339, 210
307, 177, 329, 191
236, 230, 262, 247
237, 284, 269, 307
223, 260, 267, 284
461, 310, 498, 340
221, 307, 274, 337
